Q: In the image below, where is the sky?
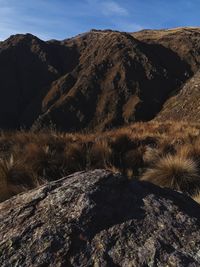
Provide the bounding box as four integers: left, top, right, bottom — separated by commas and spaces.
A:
0, 0, 200, 41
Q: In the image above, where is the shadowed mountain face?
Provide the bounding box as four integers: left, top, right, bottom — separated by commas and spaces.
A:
132, 27, 200, 73
1, 28, 200, 131
0, 34, 79, 129
156, 70, 200, 122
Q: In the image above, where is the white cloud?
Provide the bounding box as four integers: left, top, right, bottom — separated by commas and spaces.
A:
113, 20, 144, 32
101, 1, 129, 16
0, 0, 143, 41
86, 0, 129, 17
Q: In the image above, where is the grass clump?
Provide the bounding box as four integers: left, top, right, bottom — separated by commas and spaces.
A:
89, 140, 112, 169
0, 156, 41, 202
141, 155, 200, 196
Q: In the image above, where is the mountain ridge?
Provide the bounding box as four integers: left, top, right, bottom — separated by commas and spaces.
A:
0, 27, 200, 131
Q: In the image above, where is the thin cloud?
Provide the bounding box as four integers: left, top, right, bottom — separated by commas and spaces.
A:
86, 0, 129, 17
101, 1, 129, 16
0, 0, 145, 41
113, 20, 145, 32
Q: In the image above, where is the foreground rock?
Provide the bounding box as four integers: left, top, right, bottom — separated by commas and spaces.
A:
1, 170, 200, 266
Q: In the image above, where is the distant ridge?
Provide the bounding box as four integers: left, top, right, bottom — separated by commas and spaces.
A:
0, 27, 200, 131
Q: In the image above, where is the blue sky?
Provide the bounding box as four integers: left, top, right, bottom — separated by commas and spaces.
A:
0, 0, 199, 41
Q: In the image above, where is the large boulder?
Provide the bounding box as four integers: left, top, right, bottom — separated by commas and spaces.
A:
1, 169, 200, 266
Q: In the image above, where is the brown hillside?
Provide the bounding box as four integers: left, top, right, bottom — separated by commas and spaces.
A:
132, 27, 200, 72
156, 70, 200, 122
132, 27, 200, 124
33, 29, 192, 131
0, 33, 79, 129
1, 28, 200, 131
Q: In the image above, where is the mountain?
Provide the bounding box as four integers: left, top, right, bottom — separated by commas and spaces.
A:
132, 27, 200, 73
156, 70, 200, 121
132, 27, 200, 123
0, 33, 78, 129
1, 27, 200, 131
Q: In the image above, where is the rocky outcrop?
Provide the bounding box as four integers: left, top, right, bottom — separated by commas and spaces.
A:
1, 169, 200, 266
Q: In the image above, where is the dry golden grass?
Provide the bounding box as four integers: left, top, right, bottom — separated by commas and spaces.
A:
141, 155, 200, 196
193, 193, 200, 204
89, 140, 112, 169
0, 156, 41, 202
1, 120, 200, 201
64, 142, 87, 173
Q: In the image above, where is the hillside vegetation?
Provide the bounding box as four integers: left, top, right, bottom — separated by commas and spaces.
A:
1, 121, 200, 202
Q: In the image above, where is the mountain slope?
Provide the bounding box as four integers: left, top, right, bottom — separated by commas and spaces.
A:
156, 70, 200, 122
0, 33, 79, 128
1, 28, 200, 131
132, 27, 200, 72
36, 30, 191, 131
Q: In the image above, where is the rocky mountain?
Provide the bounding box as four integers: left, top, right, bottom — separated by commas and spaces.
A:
1, 169, 200, 266
1, 27, 200, 131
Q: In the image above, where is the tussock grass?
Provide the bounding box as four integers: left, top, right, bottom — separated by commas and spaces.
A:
89, 140, 112, 169
64, 142, 87, 173
1, 120, 200, 201
193, 193, 200, 204
0, 156, 41, 202
141, 155, 200, 196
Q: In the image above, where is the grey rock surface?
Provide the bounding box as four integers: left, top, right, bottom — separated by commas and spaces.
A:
1, 169, 200, 266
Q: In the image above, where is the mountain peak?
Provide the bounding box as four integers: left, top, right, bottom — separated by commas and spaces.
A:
0, 28, 200, 130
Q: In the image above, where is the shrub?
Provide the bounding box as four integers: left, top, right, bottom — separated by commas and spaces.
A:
143, 146, 160, 166
89, 140, 112, 169
23, 143, 61, 181
110, 134, 136, 153
178, 142, 200, 164
64, 142, 87, 173
122, 147, 145, 175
